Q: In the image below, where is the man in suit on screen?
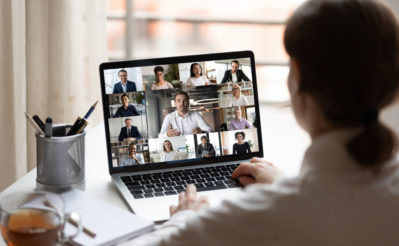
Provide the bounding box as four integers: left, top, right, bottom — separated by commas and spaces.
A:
221, 60, 250, 84
196, 136, 216, 158
118, 118, 142, 142
113, 69, 137, 93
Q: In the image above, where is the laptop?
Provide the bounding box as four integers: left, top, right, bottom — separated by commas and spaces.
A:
99, 50, 263, 221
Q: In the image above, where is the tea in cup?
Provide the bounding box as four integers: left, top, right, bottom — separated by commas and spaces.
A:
0, 191, 81, 246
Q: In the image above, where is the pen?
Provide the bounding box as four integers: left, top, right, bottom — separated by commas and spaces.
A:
67, 100, 98, 136
25, 112, 45, 135
32, 115, 46, 132
44, 117, 53, 138
83, 100, 98, 119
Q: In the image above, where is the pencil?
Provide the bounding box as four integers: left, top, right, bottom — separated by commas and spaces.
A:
25, 112, 45, 135
44, 200, 96, 238
67, 100, 98, 136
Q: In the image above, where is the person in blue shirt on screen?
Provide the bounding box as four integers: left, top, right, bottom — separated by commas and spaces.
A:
113, 94, 139, 117
112, 69, 137, 94
120, 143, 144, 166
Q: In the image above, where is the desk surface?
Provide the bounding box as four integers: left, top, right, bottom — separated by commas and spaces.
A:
0, 104, 309, 246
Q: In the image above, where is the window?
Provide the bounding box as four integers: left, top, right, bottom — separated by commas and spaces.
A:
106, 0, 306, 102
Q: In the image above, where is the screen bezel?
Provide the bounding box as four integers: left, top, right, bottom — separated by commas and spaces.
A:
99, 50, 263, 175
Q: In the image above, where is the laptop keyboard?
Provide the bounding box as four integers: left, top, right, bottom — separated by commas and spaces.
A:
120, 163, 242, 199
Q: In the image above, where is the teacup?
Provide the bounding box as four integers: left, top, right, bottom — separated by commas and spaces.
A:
0, 191, 81, 246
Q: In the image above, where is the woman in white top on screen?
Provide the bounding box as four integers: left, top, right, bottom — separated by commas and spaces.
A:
160, 140, 178, 162
228, 84, 249, 107
186, 63, 209, 87
123, 0, 399, 245
151, 66, 174, 90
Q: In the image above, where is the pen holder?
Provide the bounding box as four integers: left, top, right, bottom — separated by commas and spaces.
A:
36, 124, 86, 192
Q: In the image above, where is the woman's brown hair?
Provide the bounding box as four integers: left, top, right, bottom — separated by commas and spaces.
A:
284, 0, 399, 169
163, 140, 173, 152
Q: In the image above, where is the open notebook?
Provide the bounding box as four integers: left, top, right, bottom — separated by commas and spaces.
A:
61, 189, 154, 246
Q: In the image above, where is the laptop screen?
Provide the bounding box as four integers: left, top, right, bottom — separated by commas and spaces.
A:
99, 51, 263, 173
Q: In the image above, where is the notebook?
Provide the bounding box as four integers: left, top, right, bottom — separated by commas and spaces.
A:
99, 50, 263, 221
62, 189, 154, 246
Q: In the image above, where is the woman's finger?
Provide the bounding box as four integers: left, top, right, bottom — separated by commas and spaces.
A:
185, 184, 197, 203
231, 163, 256, 179
238, 176, 256, 187
170, 205, 177, 216
178, 191, 186, 207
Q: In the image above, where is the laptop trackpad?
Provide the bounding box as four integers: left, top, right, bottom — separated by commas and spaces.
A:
132, 188, 243, 222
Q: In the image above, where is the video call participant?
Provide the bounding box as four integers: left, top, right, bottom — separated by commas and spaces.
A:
230, 108, 253, 130
118, 118, 142, 142
159, 90, 213, 137
151, 66, 174, 90
112, 69, 137, 94
113, 94, 139, 117
232, 131, 251, 154
228, 84, 250, 107
120, 143, 143, 166
221, 60, 250, 84
160, 140, 178, 162
186, 63, 210, 87
196, 136, 216, 158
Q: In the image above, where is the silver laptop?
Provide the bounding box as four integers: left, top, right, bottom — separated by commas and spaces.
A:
99, 51, 263, 221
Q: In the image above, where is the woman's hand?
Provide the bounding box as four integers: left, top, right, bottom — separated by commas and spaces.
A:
169, 184, 210, 216
231, 158, 285, 186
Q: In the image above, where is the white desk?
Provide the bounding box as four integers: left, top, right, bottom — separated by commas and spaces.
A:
0, 104, 309, 245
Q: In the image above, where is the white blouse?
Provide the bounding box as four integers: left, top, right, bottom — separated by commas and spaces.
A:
160, 151, 177, 162
151, 82, 174, 90
186, 76, 209, 87
122, 128, 399, 246
228, 95, 249, 107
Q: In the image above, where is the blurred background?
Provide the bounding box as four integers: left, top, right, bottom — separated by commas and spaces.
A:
106, 0, 307, 102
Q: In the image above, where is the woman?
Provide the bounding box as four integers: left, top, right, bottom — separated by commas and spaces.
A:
113, 93, 139, 117
228, 84, 249, 107
151, 66, 174, 90
186, 63, 209, 87
160, 140, 178, 162
126, 0, 399, 245
232, 131, 251, 154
